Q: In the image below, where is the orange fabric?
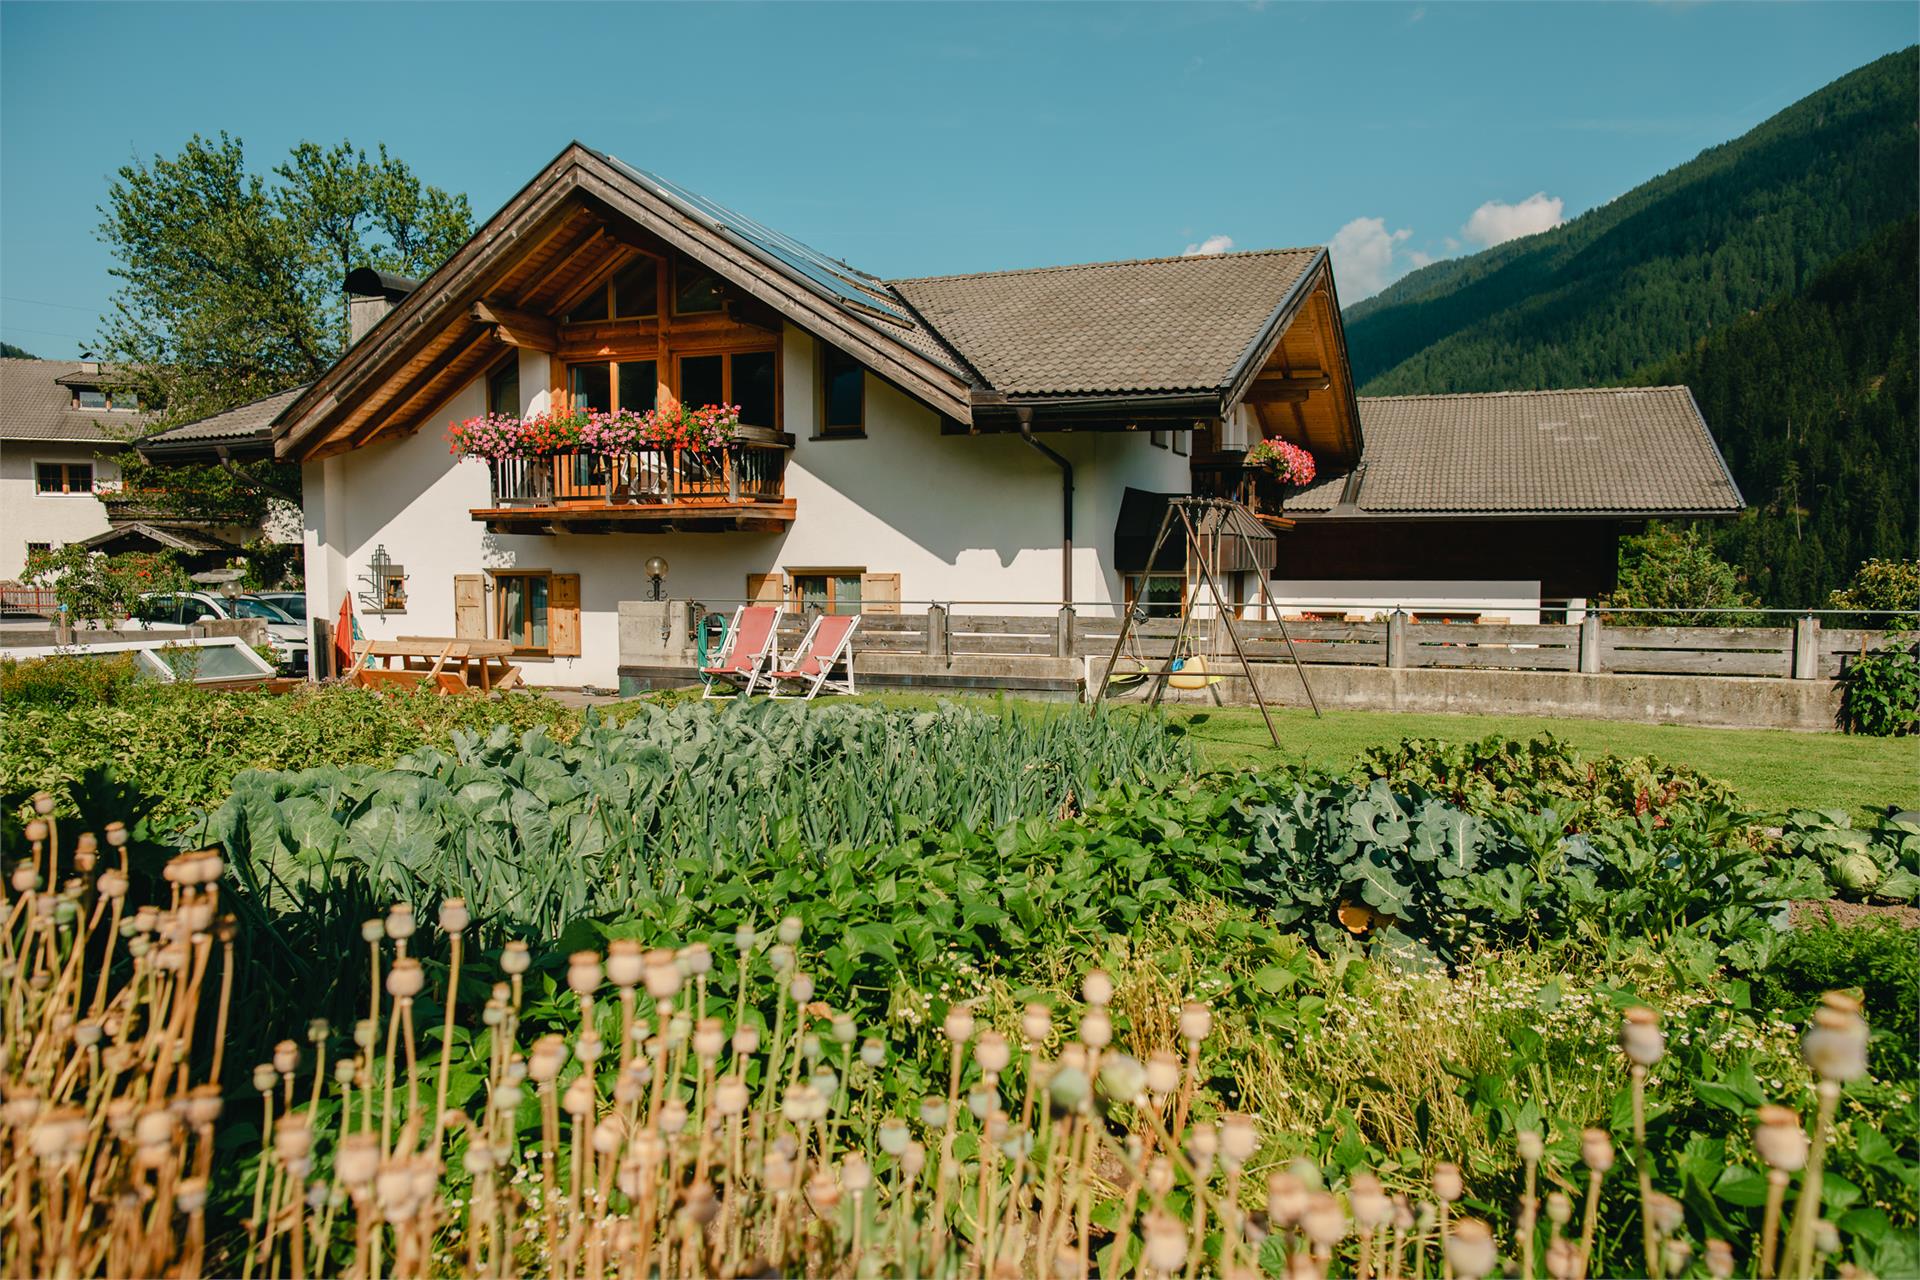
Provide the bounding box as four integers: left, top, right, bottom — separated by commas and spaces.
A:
717, 606, 779, 673
778, 615, 856, 678
334, 594, 355, 675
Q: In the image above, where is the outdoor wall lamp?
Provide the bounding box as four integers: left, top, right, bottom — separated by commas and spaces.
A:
645, 556, 669, 602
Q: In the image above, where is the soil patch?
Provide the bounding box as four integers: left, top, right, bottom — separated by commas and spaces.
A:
1790, 898, 1920, 929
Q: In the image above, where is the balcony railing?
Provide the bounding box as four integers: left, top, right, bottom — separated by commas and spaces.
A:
1189, 457, 1292, 521
484, 441, 789, 510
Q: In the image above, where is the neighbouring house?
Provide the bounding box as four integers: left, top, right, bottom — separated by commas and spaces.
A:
159, 143, 1743, 689
0, 358, 144, 582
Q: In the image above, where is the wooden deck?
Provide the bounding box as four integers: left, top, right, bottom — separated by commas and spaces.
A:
474, 497, 797, 534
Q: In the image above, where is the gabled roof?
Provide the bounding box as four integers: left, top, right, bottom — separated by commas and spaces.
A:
1284, 387, 1744, 518
894, 250, 1322, 398
75, 521, 238, 554
139, 386, 306, 455
0, 359, 144, 443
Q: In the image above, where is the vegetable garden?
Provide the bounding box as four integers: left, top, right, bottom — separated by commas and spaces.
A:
1, 669, 1914, 1278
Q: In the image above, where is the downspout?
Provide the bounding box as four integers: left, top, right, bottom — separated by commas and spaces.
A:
1017, 407, 1073, 605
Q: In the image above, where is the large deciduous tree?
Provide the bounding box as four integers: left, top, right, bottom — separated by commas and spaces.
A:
96, 132, 474, 426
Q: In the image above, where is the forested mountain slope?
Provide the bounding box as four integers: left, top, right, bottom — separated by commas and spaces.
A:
1639, 219, 1917, 607
1345, 48, 1918, 395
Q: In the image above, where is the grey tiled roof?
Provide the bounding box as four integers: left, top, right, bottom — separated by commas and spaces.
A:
893, 250, 1321, 396
0, 359, 143, 442
1286, 387, 1743, 516
141, 385, 307, 445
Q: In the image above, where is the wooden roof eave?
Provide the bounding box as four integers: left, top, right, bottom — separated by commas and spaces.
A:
1216, 253, 1365, 463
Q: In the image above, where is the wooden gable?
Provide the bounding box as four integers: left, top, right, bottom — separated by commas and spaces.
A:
1225, 257, 1363, 467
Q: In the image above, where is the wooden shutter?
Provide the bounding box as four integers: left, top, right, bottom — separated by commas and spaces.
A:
548, 574, 581, 657
746, 573, 785, 606
454, 574, 485, 639
860, 573, 900, 614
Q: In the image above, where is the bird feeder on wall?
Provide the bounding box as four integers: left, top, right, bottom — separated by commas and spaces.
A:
357, 545, 408, 614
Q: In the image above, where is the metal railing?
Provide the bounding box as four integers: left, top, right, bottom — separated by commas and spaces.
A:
486, 443, 788, 508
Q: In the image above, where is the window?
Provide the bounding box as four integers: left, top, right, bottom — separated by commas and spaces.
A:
179, 597, 219, 624
820, 346, 864, 437
563, 290, 608, 325
75, 389, 107, 410
612, 260, 659, 318
25, 542, 51, 558
1125, 573, 1185, 619
568, 363, 612, 413
135, 596, 177, 624
488, 360, 519, 417
35, 462, 93, 495
789, 570, 864, 615
675, 264, 725, 314
567, 359, 657, 416
1172, 429, 1189, 457
110, 391, 139, 412
1149, 431, 1168, 449
495, 572, 550, 653
675, 350, 777, 427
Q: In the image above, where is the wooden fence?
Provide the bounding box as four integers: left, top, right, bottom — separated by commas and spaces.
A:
787, 608, 1908, 681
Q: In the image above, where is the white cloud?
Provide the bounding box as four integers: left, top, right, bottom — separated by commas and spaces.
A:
1328, 216, 1412, 299
1182, 234, 1235, 257
1407, 249, 1435, 270
1461, 192, 1565, 248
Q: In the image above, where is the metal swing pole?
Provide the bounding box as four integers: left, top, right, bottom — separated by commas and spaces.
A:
1179, 500, 1282, 747
1090, 501, 1177, 713
1235, 514, 1321, 718
1146, 511, 1201, 711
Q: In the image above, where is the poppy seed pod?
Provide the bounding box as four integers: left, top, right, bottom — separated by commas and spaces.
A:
658, 1098, 688, 1135
353, 1019, 377, 1050
31, 791, 55, 816
1431, 1162, 1463, 1203
1703, 1239, 1735, 1279
176, 1177, 209, 1214
1813, 1218, 1840, 1255
801, 1033, 822, 1063
943, 1004, 975, 1045
976, 1030, 1012, 1075
1754, 1104, 1809, 1171
1143, 1210, 1187, 1274
732, 1024, 761, 1057
500, 940, 530, 976
273, 1116, 313, 1161
806, 1169, 842, 1214
135, 1108, 176, 1147
1079, 1008, 1113, 1050
734, 921, 757, 953
967, 1084, 997, 1121
1179, 1001, 1213, 1044
715, 1074, 750, 1117
1517, 1129, 1545, 1162
463, 1143, 496, 1176
761, 1149, 796, 1192
273, 1040, 300, 1076
878, 1118, 910, 1155
1082, 969, 1114, 1007
336, 1133, 381, 1187
97, 868, 128, 899
683, 1180, 720, 1224
1098, 1053, 1148, 1105
694, 1018, 725, 1061
386, 958, 425, 1000
1046, 1065, 1090, 1115
561, 1075, 595, 1118
777, 915, 804, 945
1349, 1172, 1393, 1229
682, 942, 713, 976
606, 940, 645, 989
1802, 995, 1869, 1083
567, 951, 604, 997
104, 821, 127, 848
1146, 1051, 1181, 1098
1267, 1171, 1309, 1227
842, 1152, 873, 1195
385, 903, 416, 942
1301, 1192, 1348, 1248
788, 972, 815, 1005
1147, 1155, 1176, 1198
9, 863, 38, 894
1545, 1238, 1577, 1280
1022, 1003, 1053, 1044
528, 1035, 568, 1084
1580, 1128, 1615, 1174
333, 1057, 358, 1087
1618, 1006, 1664, 1067
831, 1013, 857, 1046
1664, 1239, 1693, 1276
360, 918, 386, 944
1546, 1191, 1573, 1226
437, 898, 470, 935
252, 1063, 278, 1094
1446, 1218, 1499, 1280
575, 1033, 604, 1064
860, 1037, 885, 1068
1221, 1112, 1259, 1165
812, 1066, 840, 1100
24, 819, 47, 844
902, 1139, 927, 1178
769, 943, 795, 973
1646, 1191, 1684, 1236
919, 1096, 950, 1129
187, 1085, 223, 1127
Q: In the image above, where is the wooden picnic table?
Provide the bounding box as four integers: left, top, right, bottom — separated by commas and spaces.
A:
346, 636, 521, 695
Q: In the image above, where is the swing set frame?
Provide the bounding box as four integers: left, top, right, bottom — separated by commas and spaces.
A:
1090, 496, 1320, 747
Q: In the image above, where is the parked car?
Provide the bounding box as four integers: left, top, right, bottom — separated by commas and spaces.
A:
123, 592, 309, 675
254, 592, 308, 623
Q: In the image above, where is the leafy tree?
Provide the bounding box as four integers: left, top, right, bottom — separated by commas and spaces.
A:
1602, 525, 1762, 627
22, 547, 192, 626
1828, 559, 1920, 629
0, 342, 36, 359
96, 133, 473, 427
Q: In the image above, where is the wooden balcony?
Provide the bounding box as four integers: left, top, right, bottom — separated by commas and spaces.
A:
1189, 456, 1295, 527
471, 436, 796, 533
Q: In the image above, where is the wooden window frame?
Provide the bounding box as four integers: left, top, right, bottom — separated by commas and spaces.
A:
35, 461, 94, 496
1123, 571, 1187, 619
487, 357, 520, 418
73, 389, 108, 411
560, 252, 664, 327
564, 357, 661, 415
672, 261, 726, 317
672, 347, 780, 427
1148, 430, 1168, 449
816, 344, 866, 439
785, 567, 867, 615
491, 570, 553, 656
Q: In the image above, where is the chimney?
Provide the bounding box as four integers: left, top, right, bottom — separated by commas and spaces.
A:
344, 267, 421, 346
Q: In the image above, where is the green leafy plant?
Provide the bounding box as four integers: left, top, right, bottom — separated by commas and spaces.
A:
0, 652, 145, 709
1838, 636, 1920, 735
1778, 809, 1920, 902
20, 545, 192, 626
1826, 556, 1920, 628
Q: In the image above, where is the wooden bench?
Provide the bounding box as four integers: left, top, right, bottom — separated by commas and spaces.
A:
346, 637, 521, 695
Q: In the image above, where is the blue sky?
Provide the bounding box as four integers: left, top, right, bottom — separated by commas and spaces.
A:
2, 2, 1912, 359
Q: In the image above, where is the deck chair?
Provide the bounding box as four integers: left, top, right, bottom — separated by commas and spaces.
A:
701, 604, 782, 699
767, 613, 861, 700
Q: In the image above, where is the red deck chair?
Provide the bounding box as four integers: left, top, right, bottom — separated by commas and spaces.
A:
700, 605, 783, 699
767, 613, 861, 700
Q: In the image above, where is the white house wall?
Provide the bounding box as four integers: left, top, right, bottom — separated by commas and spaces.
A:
303, 325, 1190, 688
0, 442, 120, 580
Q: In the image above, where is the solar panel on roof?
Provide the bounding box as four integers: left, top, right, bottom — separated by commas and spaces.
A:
601, 155, 909, 324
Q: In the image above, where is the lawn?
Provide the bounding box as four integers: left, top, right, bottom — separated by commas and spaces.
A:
851, 692, 1918, 819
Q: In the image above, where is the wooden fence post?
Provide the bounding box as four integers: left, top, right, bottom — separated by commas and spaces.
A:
1579, 615, 1603, 673
1792, 615, 1820, 680
1385, 609, 1408, 668
925, 605, 947, 659
1056, 606, 1076, 659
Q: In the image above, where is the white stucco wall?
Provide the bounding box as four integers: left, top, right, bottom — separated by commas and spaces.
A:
303, 327, 1190, 688
0, 442, 120, 580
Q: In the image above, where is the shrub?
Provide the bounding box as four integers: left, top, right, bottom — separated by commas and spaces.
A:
1826, 556, 1920, 628
1601, 523, 1762, 626
1838, 637, 1920, 735
1754, 918, 1920, 1080
0, 652, 144, 709
20, 544, 192, 626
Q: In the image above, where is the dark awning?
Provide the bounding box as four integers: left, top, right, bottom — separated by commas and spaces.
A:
1113, 489, 1276, 575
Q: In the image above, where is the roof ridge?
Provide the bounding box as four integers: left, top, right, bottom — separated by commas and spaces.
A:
892, 247, 1322, 286
1357, 386, 1690, 403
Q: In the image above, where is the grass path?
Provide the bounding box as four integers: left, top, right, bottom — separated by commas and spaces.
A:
848, 691, 1916, 819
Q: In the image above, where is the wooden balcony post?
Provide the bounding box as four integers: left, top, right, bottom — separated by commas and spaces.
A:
1792, 614, 1820, 680
1578, 614, 1604, 673
1386, 609, 1408, 668
925, 604, 947, 659
727, 446, 739, 503
1056, 605, 1076, 658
